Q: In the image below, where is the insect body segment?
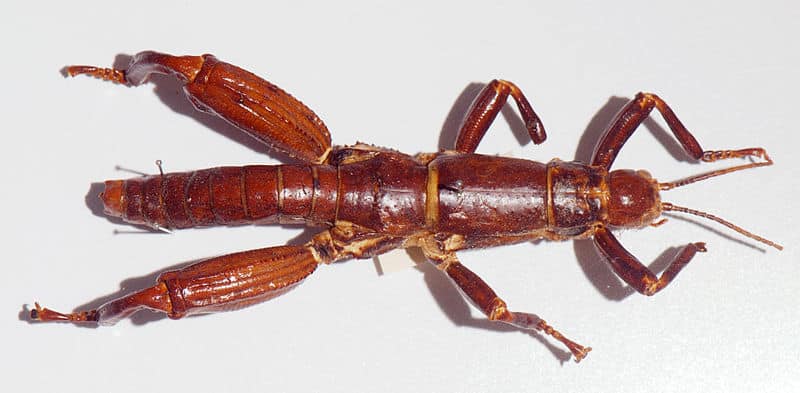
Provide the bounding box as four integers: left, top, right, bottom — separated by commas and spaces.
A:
101, 164, 340, 229
32, 51, 781, 364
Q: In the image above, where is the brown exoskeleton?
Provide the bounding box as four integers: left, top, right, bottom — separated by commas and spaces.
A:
30, 51, 782, 363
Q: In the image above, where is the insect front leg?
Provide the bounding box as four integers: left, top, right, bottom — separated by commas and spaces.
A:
454, 80, 546, 153
593, 227, 707, 296
420, 240, 591, 362
67, 51, 332, 164
591, 92, 771, 171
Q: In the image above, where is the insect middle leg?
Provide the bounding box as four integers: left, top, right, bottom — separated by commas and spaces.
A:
420, 243, 590, 362
454, 80, 546, 153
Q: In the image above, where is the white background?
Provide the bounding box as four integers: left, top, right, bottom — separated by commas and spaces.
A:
2, 1, 798, 392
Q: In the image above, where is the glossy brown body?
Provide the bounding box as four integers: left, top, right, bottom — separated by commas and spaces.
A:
434, 155, 607, 240
105, 148, 617, 246
103, 164, 339, 229
31, 51, 780, 364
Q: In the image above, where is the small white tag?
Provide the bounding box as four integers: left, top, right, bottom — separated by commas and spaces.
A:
373, 248, 422, 275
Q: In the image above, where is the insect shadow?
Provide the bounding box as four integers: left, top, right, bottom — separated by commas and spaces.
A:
571, 96, 681, 301
22, 226, 316, 328
438, 82, 531, 151
571, 96, 768, 301
80, 56, 309, 233
421, 89, 746, 348
38, 63, 750, 361
109, 54, 298, 164
404, 248, 573, 364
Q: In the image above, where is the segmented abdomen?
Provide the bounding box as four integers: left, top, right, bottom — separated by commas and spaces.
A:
101, 165, 337, 229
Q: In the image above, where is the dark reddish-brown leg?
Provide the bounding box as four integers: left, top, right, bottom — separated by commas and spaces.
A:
424, 249, 590, 362
591, 92, 770, 170
455, 80, 546, 153
31, 222, 401, 325
589, 93, 775, 290
32, 244, 320, 325
67, 51, 332, 164
593, 227, 707, 296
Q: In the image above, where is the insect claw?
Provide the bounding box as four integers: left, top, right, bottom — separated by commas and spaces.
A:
694, 242, 707, 252
535, 319, 591, 362
30, 302, 98, 323
572, 345, 592, 363
650, 218, 668, 228
30, 302, 59, 321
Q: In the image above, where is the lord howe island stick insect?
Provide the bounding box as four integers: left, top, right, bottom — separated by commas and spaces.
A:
31, 51, 782, 363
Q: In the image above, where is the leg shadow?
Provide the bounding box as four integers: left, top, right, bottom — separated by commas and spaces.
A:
575, 238, 703, 301
438, 82, 532, 151
573, 94, 711, 300
412, 248, 572, 364
23, 258, 201, 327
108, 53, 296, 163
574, 95, 698, 164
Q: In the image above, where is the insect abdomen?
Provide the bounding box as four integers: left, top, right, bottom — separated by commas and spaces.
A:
101, 165, 337, 229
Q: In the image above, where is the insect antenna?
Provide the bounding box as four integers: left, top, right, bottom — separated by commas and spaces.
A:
661, 202, 783, 250
655, 149, 780, 249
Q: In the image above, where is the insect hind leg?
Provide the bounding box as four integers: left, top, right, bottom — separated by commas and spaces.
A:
67, 51, 332, 164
